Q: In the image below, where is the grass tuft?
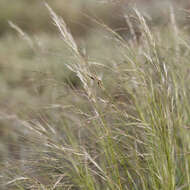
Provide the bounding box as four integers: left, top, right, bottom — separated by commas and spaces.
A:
1, 3, 190, 190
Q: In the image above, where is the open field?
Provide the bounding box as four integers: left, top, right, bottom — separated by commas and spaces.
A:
0, 1, 190, 190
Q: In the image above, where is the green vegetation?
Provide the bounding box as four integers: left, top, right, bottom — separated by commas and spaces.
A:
1, 2, 190, 190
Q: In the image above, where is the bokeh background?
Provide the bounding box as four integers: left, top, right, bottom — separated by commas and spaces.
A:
0, 0, 190, 37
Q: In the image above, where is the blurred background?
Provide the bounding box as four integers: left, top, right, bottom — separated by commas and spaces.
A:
0, 0, 190, 37
0, 0, 190, 188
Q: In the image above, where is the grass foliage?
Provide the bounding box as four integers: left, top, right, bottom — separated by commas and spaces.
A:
1, 3, 190, 190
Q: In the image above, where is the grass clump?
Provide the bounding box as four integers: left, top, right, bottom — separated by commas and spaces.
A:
0, 3, 190, 190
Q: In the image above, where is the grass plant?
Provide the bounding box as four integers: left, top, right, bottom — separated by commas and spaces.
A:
0, 3, 190, 190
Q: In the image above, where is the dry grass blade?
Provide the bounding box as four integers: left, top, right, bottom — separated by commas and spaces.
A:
8, 21, 34, 49
52, 174, 66, 190
44, 3, 79, 55
6, 177, 29, 185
